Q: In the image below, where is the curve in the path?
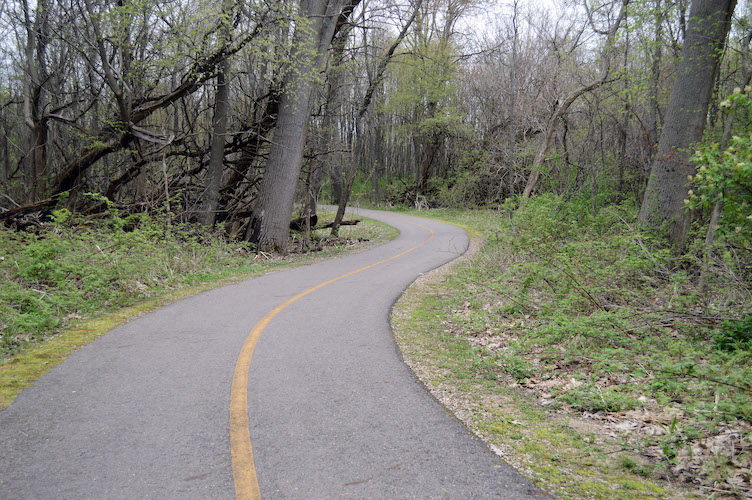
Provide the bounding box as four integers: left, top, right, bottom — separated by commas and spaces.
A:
230, 216, 436, 499
0, 209, 548, 499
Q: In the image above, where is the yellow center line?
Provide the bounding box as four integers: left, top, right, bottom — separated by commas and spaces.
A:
230, 216, 436, 500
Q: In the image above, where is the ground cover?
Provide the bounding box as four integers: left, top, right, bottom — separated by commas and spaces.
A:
392, 196, 751, 499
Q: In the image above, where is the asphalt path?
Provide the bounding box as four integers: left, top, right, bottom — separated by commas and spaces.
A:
0, 209, 547, 499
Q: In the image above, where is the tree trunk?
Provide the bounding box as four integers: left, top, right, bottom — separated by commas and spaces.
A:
248, 0, 350, 253
330, 168, 356, 236
649, 0, 663, 147
416, 131, 440, 197
506, 0, 520, 196
331, 165, 343, 205
200, 2, 233, 228
21, 0, 50, 203
321, 9, 351, 214
638, 0, 737, 247
28, 120, 48, 202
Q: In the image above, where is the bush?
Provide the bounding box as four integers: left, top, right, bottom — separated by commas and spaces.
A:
713, 313, 752, 352
688, 87, 752, 245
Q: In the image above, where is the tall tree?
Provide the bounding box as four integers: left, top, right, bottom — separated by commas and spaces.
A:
638, 0, 737, 246
200, 1, 234, 228
21, 0, 52, 202
248, 0, 358, 252
649, 0, 664, 145
506, 0, 521, 196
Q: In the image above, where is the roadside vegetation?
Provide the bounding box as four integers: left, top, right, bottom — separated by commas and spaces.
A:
392, 194, 751, 499
0, 206, 395, 407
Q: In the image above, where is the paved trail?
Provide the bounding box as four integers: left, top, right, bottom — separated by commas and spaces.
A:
0, 209, 547, 499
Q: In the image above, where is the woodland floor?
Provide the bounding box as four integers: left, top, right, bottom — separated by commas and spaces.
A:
392, 202, 751, 499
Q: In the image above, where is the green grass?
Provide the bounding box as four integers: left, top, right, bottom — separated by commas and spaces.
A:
392, 196, 751, 498
0, 209, 397, 408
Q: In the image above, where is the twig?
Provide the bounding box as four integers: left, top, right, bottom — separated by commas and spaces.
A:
1, 194, 21, 208
656, 368, 752, 394
699, 485, 752, 498
254, 251, 273, 260
604, 209, 669, 276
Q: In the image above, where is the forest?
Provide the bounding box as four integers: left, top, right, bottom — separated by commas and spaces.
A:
0, 0, 748, 250
1, 0, 752, 496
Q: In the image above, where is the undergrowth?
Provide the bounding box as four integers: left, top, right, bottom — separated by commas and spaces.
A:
397, 194, 751, 497
0, 208, 391, 359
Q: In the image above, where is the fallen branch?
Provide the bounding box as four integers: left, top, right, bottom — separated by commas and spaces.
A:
321, 219, 361, 228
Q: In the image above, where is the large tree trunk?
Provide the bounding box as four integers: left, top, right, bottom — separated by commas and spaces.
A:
248, 0, 350, 252
638, 0, 737, 246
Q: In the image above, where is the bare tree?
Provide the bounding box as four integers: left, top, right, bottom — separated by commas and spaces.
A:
200, 0, 235, 228
20, 0, 52, 202
522, 0, 630, 199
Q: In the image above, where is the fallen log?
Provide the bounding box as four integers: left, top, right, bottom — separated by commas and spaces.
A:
290, 214, 318, 232
321, 219, 361, 228
0, 196, 60, 224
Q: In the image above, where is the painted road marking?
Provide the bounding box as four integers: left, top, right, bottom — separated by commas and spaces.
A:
230, 216, 436, 500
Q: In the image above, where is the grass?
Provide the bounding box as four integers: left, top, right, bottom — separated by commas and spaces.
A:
0, 208, 397, 408
392, 195, 751, 498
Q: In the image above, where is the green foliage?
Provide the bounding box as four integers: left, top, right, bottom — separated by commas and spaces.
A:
497, 354, 534, 382
688, 88, 752, 244
0, 214, 258, 358
432, 150, 503, 207
561, 384, 639, 413
381, 38, 467, 143
713, 313, 752, 352
619, 456, 652, 478
395, 195, 751, 493
348, 172, 379, 203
